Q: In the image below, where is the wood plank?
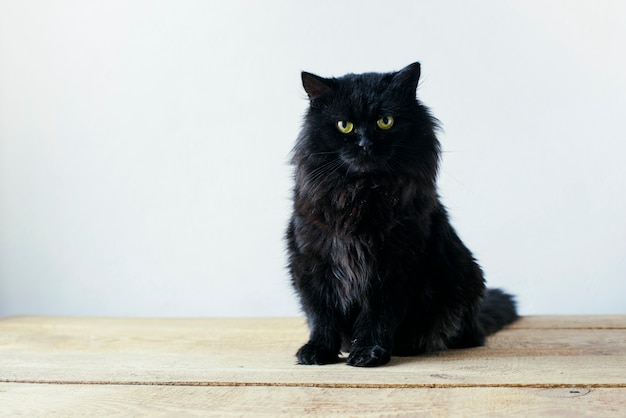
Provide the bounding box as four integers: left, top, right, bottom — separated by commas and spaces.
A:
1, 316, 625, 387
1, 383, 624, 417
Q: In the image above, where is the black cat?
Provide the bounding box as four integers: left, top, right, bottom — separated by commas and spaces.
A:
286, 62, 518, 367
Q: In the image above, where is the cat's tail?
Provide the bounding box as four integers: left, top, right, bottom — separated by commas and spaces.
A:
478, 288, 519, 335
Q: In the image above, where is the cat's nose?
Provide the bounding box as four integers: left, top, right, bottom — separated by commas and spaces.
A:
358, 136, 373, 152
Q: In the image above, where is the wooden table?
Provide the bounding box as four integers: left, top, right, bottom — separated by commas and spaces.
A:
1, 316, 625, 416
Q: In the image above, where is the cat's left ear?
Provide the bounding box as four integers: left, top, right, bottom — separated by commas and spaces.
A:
393, 62, 421, 92
302, 72, 334, 105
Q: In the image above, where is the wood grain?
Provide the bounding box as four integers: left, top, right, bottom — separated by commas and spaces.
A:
1, 316, 625, 416
1, 383, 624, 417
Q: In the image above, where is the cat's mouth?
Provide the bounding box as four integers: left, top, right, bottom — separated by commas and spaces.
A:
342, 156, 383, 174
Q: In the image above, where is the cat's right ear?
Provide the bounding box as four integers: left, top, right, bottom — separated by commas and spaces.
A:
302, 72, 333, 106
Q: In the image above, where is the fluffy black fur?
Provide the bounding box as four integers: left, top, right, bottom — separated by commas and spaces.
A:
286, 62, 518, 367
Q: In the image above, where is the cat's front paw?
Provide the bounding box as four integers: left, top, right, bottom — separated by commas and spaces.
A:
347, 345, 390, 367
296, 342, 340, 365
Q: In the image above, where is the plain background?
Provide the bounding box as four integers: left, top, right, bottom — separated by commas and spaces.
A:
1, 1, 625, 317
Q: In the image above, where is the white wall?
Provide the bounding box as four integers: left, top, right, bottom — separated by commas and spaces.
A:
1, 0, 624, 317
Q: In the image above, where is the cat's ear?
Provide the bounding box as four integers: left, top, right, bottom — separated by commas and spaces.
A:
393, 62, 421, 92
302, 72, 333, 104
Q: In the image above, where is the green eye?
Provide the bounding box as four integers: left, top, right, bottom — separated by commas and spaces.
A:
336, 120, 354, 134
376, 116, 395, 130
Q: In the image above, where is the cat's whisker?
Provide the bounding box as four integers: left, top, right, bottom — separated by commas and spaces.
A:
307, 150, 341, 157
307, 159, 342, 181
304, 158, 347, 194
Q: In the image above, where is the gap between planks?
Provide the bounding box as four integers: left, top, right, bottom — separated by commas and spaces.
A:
3, 379, 626, 389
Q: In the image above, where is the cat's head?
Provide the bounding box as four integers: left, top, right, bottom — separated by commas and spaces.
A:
295, 62, 439, 181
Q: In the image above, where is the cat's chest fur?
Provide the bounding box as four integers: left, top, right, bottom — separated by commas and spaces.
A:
295, 180, 412, 310
330, 180, 399, 234
296, 179, 398, 240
